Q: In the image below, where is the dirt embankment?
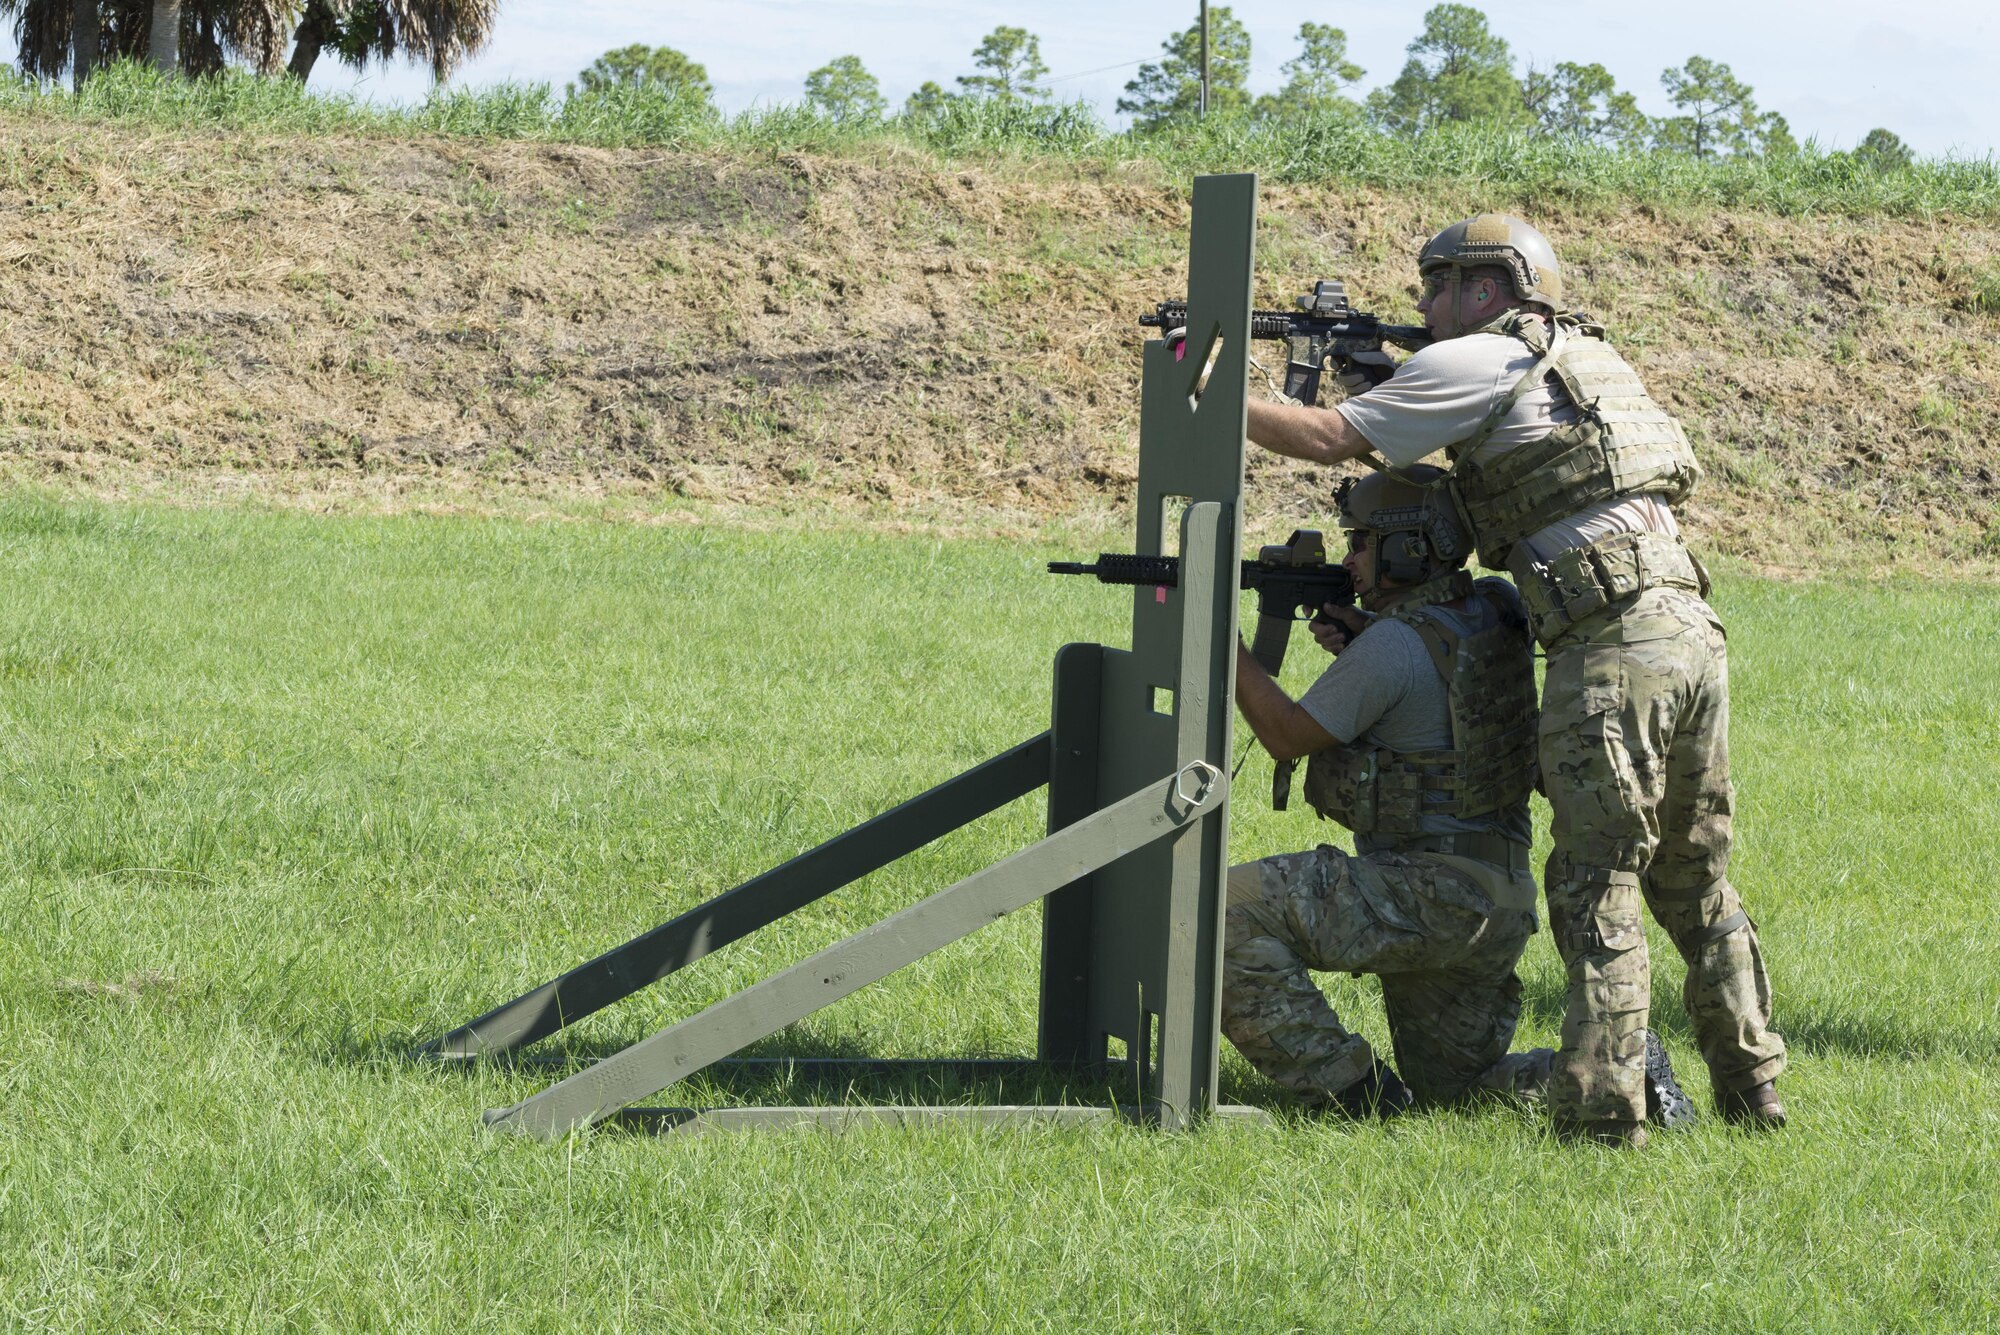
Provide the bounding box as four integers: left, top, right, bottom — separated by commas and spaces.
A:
3, 116, 1997, 572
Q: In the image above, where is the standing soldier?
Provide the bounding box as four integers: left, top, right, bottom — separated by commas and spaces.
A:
1243, 214, 1786, 1145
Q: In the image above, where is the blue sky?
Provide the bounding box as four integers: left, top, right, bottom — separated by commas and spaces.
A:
22, 2, 1996, 157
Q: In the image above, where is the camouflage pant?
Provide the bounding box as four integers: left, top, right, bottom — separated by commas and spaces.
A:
1220, 845, 1549, 1107
1541, 585, 1787, 1123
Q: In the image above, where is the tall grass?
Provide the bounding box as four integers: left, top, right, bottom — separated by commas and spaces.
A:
5, 60, 1998, 217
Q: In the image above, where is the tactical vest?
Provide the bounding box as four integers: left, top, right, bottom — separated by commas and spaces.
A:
1302, 573, 1538, 841
1443, 311, 1701, 569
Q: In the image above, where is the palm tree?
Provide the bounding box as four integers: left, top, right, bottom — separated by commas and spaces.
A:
145, 0, 177, 71
131, 0, 291, 75
3, 0, 292, 80
286, 0, 499, 83
2, 0, 73, 79
71, 0, 98, 87
285, 0, 337, 79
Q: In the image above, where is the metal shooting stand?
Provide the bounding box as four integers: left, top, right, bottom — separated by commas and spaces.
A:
431, 174, 1262, 1138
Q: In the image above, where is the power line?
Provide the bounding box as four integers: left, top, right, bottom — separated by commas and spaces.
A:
1044, 56, 1153, 85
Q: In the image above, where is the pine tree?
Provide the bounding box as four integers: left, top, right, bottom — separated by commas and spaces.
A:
804, 54, 886, 123
569, 44, 711, 100
1366, 4, 1526, 134
1252, 22, 1364, 122
1853, 127, 1914, 172
1117, 6, 1252, 128
1520, 61, 1648, 147
902, 80, 955, 121
956, 26, 1049, 103
1654, 56, 1783, 158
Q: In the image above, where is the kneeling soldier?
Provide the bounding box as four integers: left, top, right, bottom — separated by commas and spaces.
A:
1224, 468, 1553, 1118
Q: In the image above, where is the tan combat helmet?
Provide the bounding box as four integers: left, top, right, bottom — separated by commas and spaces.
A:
1334, 465, 1472, 586
1418, 213, 1563, 311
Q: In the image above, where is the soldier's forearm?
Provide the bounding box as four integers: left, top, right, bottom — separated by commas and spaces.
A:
1245, 399, 1376, 467
1234, 643, 1337, 763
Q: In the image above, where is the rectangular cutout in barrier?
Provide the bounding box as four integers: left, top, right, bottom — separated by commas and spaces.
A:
1187, 330, 1228, 408
1159, 494, 1191, 558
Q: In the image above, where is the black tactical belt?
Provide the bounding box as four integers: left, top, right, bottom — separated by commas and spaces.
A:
1396, 831, 1531, 873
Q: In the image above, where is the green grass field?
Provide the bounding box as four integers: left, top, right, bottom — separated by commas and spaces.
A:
2, 494, 1997, 1331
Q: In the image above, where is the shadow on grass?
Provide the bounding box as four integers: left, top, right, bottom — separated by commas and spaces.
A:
321, 1018, 1303, 1124
1519, 973, 2000, 1062
331, 1025, 1172, 1115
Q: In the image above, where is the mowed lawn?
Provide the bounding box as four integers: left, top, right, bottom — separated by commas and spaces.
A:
1, 494, 1995, 1333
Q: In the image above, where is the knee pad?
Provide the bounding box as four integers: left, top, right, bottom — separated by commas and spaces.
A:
1224, 859, 1290, 949
1674, 908, 1750, 954
1655, 877, 1748, 953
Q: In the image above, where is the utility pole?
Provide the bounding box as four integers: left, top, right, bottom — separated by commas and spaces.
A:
1198, 1, 1210, 118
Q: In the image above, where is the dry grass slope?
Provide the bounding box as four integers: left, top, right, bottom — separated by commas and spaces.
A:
3, 114, 1998, 572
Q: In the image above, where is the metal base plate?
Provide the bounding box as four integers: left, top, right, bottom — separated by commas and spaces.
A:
608, 1103, 1278, 1136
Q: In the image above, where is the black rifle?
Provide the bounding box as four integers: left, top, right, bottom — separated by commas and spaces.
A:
1139, 280, 1431, 405
1050, 530, 1356, 810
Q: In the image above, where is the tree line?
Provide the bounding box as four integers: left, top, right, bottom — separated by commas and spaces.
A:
581, 5, 1916, 167
4, 0, 1918, 170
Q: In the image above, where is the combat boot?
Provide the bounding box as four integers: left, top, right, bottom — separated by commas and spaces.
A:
1717, 1080, 1786, 1129
1555, 1118, 1649, 1149
1643, 1029, 1696, 1129
1327, 1061, 1414, 1120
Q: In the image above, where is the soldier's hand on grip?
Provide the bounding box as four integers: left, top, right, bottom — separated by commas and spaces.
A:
1333, 350, 1397, 397
1311, 603, 1372, 655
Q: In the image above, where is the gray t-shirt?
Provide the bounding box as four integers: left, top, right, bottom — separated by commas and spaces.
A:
1298, 583, 1533, 851
1335, 330, 1678, 564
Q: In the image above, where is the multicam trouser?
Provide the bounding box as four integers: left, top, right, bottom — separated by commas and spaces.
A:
1220, 845, 1551, 1107
1541, 585, 1787, 1123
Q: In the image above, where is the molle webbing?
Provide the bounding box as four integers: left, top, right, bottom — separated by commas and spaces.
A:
1302, 586, 1538, 842
1279, 571, 1469, 813
1446, 314, 1701, 567
1511, 529, 1705, 647
1412, 603, 1539, 816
